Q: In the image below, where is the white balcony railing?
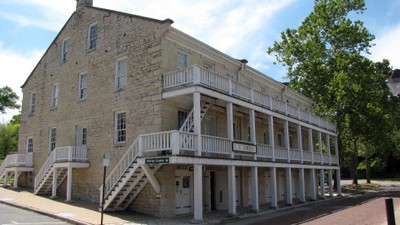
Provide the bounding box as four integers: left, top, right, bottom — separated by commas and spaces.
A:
138, 130, 339, 166
0, 153, 33, 177
163, 65, 337, 133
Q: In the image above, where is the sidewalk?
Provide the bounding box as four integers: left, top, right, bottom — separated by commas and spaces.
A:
0, 186, 215, 225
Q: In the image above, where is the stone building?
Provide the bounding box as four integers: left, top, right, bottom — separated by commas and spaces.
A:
0, 0, 341, 220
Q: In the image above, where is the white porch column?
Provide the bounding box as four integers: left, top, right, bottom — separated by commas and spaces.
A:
193, 92, 202, 157
193, 164, 203, 221
328, 169, 333, 197
249, 109, 256, 160
268, 115, 275, 162
52, 168, 57, 198
270, 167, 278, 209
299, 168, 305, 203
227, 102, 234, 158
4, 172, 9, 186
308, 128, 314, 164
336, 169, 342, 196
310, 168, 316, 201
284, 120, 290, 163
227, 165, 237, 216
250, 167, 259, 212
298, 125, 303, 163
66, 165, 72, 202
285, 168, 293, 205
318, 132, 323, 164
13, 171, 19, 188
319, 169, 325, 199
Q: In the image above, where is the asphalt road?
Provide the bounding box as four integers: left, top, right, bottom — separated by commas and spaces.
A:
0, 203, 71, 225
224, 185, 400, 225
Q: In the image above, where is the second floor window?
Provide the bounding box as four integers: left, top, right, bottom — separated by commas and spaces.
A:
61, 38, 69, 63
177, 52, 188, 69
49, 128, 56, 152
88, 23, 97, 50
115, 112, 126, 144
78, 73, 88, 100
51, 84, 59, 109
29, 92, 36, 115
115, 58, 127, 89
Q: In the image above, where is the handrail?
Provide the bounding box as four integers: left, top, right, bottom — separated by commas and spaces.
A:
99, 138, 139, 197
34, 150, 56, 190
162, 65, 336, 132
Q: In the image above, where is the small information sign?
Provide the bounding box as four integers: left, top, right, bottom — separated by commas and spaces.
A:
232, 142, 257, 154
145, 158, 170, 164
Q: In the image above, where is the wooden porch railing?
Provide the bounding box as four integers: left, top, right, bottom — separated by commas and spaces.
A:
138, 130, 339, 165
163, 65, 336, 132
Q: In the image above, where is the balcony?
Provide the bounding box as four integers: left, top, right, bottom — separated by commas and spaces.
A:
163, 65, 336, 132
0, 154, 34, 188
137, 130, 339, 165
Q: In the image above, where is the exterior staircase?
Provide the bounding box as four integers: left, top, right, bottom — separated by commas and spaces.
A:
179, 100, 212, 132
100, 100, 212, 211
100, 138, 162, 211
35, 168, 67, 195
34, 150, 58, 194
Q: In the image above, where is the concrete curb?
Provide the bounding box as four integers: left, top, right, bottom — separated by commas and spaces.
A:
0, 199, 90, 225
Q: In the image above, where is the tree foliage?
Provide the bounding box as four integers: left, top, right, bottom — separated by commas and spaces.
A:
268, 0, 400, 182
0, 122, 19, 159
0, 86, 20, 114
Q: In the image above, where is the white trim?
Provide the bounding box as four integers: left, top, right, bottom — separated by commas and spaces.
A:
114, 57, 128, 90
114, 111, 127, 144
26, 136, 34, 155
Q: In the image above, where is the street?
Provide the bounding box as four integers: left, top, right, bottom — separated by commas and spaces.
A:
224, 185, 400, 225
0, 203, 71, 225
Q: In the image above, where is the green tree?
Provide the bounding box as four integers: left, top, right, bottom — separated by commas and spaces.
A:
0, 122, 19, 159
0, 86, 20, 114
267, 0, 400, 184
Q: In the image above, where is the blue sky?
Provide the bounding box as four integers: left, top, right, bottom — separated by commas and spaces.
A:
1, 0, 399, 122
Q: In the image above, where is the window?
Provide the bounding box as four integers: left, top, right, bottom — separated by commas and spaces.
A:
114, 112, 126, 144
51, 84, 59, 109
49, 128, 56, 152
88, 23, 98, 50
61, 38, 69, 63
277, 133, 283, 147
26, 137, 33, 154
77, 126, 87, 146
115, 58, 127, 89
78, 73, 88, 100
226, 72, 234, 80
177, 111, 188, 129
29, 92, 36, 115
177, 52, 188, 69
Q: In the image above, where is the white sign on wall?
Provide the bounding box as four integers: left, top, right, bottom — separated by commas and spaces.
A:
232, 142, 257, 154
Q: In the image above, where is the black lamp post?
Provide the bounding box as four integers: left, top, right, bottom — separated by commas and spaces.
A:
101, 153, 109, 225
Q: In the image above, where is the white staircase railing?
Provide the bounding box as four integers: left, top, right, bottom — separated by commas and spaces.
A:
179, 101, 212, 133
34, 151, 56, 191
100, 138, 140, 200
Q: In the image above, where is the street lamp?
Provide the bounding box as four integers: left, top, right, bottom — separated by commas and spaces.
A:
387, 69, 400, 97
101, 153, 109, 225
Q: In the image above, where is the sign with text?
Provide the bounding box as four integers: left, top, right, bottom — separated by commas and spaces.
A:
232, 142, 257, 154
145, 158, 170, 164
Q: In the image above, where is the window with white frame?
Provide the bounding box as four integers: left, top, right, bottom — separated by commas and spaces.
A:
114, 112, 126, 144
49, 128, 56, 152
177, 110, 188, 129
88, 23, 98, 50
29, 92, 36, 115
177, 52, 188, 69
61, 38, 69, 63
115, 57, 127, 89
51, 84, 59, 109
26, 137, 33, 154
78, 73, 88, 100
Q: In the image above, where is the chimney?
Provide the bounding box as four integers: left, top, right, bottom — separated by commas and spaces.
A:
76, 0, 93, 10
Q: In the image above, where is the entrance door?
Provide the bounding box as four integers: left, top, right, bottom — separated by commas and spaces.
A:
175, 170, 192, 214
265, 170, 271, 203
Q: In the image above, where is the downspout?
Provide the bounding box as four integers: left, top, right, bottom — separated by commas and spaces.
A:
238, 59, 248, 81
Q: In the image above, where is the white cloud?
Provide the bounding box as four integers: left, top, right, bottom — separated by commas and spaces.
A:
0, 42, 43, 122
370, 24, 400, 69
